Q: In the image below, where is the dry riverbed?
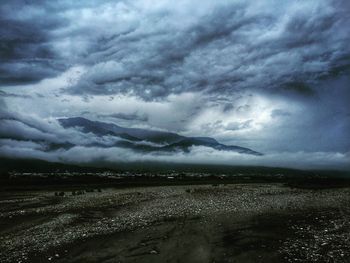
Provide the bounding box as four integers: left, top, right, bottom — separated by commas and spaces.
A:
1, 183, 350, 263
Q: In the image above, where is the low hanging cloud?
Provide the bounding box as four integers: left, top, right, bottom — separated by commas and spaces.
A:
1, 142, 349, 171
99, 112, 148, 122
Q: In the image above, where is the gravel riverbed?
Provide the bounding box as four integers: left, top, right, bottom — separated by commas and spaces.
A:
1, 183, 349, 263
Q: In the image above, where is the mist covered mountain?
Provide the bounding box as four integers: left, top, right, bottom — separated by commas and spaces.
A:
59, 117, 262, 156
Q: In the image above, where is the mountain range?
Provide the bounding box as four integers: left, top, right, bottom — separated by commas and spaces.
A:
58, 117, 263, 156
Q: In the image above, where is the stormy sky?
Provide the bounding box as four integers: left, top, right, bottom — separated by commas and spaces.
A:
1, 0, 349, 170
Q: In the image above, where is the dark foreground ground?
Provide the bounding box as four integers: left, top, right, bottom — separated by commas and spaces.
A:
1, 183, 350, 263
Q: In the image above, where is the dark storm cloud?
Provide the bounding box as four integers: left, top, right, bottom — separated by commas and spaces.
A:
61, 0, 350, 100
1, 1, 349, 96
281, 82, 315, 96
66, 2, 262, 98
0, 1, 68, 85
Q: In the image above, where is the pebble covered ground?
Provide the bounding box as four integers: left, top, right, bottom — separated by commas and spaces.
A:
0, 183, 349, 262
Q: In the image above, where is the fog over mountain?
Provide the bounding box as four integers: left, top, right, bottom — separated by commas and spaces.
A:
58, 117, 262, 155
1, 0, 350, 170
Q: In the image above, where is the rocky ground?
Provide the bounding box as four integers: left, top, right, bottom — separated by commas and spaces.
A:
0, 183, 350, 263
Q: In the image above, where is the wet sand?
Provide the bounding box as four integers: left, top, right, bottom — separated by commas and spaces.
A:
1, 183, 350, 263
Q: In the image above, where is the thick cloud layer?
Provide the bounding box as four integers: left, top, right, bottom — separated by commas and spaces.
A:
67, 0, 350, 99
0, 0, 349, 170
